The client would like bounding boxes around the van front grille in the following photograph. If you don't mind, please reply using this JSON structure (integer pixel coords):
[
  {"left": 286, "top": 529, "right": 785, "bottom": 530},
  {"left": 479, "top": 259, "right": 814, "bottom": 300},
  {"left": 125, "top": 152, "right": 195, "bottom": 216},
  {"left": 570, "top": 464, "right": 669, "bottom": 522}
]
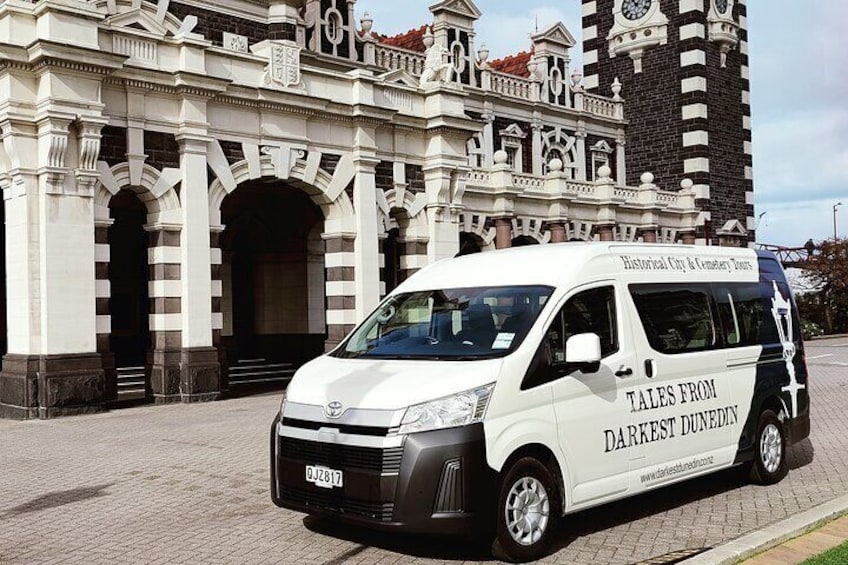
[
  {"left": 280, "top": 486, "right": 395, "bottom": 522},
  {"left": 279, "top": 436, "right": 403, "bottom": 473}
]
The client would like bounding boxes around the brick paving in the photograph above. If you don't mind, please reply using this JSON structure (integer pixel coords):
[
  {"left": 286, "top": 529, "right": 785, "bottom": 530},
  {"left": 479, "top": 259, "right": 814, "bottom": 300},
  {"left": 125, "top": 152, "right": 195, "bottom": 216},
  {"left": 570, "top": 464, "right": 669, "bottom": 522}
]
[{"left": 1, "top": 338, "right": 847, "bottom": 565}]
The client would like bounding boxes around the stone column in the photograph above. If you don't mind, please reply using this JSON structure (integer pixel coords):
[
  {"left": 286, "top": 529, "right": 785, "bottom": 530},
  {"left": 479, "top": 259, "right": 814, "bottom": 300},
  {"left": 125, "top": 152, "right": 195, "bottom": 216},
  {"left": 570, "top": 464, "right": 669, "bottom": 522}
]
[
  {"left": 597, "top": 224, "right": 615, "bottom": 242},
  {"left": 147, "top": 225, "right": 184, "bottom": 403},
  {"left": 482, "top": 104, "right": 495, "bottom": 169},
  {"left": 615, "top": 131, "right": 627, "bottom": 186},
  {"left": 352, "top": 149, "right": 381, "bottom": 321},
  {"left": 531, "top": 116, "right": 543, "bottom": 176},
  {"left": 495, "top": 218, "right": 513, "bottom": 249},
  {"left": 641, "top": 229, "right": 658, "bottom": 243},
  {"left": 1, "top": 116, "right": 106, "bottom": 419},
  {"left": 424, "top": 167, "right": 461, "bottom": 262},
  {"left": 176, "top": 135, "right": 220, "bottom": 403},
  {"left": 575, "top": 122, "right": 588, "bottom": 182},
  {"left": 1, "top": 118, "right": 41, "bottom": 418},
  {"left": 209, "top": 228, "right": 228, "bottom": 395},
  {"left": 548, "top": 221, "right": 567, "bottom": 243},
  {"left": 324, "top": 234, "right": 357, "bottom": 352},
  {"left": 94, "top": 221, "right": 117, "bottom": 403}
]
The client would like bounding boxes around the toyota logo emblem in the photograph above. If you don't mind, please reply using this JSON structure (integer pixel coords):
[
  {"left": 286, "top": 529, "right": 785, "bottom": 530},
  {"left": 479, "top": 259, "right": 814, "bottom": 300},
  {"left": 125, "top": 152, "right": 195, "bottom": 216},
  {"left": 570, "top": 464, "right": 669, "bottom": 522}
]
[{"left": 325, "top": 401, "right": 344, "bottom": 419}]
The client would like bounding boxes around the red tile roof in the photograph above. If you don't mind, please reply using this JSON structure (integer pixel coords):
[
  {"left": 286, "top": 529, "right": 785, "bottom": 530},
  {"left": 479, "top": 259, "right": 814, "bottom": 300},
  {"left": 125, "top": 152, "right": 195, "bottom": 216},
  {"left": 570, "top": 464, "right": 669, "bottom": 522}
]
[
  {"left": 377, "top": 25, "right": 429, "bottom": 53},
  {"left": 489, "top": 50, "right": 532, "bottom": 78}
]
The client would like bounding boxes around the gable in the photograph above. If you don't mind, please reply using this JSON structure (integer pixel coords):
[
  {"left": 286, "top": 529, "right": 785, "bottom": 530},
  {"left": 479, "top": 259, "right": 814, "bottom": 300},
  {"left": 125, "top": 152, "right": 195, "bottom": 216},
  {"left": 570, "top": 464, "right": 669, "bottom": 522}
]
[
  {"left": 717, "top": 219, "right": 748, "bottom": 236},
  {"left": 429, "top": 0, "right": 483, "bottom": 20},
  {"left": 378, "top": 69, "right": 420, "bottom": 87},
  {"left": 532, "top": 22, "right": 577, "bottom": 48},
  {"left": 100, "top": 0, "right": 185, "bottom": 37}
]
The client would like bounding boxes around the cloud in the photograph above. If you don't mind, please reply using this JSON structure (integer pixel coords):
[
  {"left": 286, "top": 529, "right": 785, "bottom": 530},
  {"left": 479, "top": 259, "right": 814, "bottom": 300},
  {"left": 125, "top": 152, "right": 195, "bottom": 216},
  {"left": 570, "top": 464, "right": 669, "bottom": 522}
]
[
  {"left": 475, "top": 6, "right": 579, "bottom": 61},
  {"left": 756, "top": 197, "right": 847, "bottom": 248},
  {"left": 355, "top": 1, "right": 582, "bottom": 63},
  {"left": 753, "top": 109, "right": 848, "bottom": 205}
]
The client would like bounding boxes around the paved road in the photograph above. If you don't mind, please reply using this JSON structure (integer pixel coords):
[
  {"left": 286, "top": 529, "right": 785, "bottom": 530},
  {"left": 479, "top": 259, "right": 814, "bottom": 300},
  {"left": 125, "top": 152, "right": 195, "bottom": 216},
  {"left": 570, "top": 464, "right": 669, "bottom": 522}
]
[{"left": 1, "top": 338, "right": 847, "bottom": 565}]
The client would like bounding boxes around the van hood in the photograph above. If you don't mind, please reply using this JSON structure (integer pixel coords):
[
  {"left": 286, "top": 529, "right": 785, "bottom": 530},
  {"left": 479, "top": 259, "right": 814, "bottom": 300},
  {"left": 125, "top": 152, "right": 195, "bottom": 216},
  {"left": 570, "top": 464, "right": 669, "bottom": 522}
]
[{"left": 284, "top": 354, "right": 504, "bottom": 411}]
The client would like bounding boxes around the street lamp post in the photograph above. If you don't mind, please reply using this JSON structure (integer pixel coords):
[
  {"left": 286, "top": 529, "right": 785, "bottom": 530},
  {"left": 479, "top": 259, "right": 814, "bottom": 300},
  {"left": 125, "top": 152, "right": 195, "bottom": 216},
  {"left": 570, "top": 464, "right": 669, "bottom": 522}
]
[{"left": 834, "top": 202, "right": 843, "bottom": 241}]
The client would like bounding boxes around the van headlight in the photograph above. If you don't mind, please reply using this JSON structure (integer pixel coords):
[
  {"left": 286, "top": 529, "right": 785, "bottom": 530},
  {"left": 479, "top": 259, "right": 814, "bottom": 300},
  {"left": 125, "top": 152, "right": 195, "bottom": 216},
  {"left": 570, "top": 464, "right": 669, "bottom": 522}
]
[
  {"left": 279, "top": 397, "right": 287, "bottom": 419},
  {"left": 398, "top": 384, "right": 495, "bottom": 435}
]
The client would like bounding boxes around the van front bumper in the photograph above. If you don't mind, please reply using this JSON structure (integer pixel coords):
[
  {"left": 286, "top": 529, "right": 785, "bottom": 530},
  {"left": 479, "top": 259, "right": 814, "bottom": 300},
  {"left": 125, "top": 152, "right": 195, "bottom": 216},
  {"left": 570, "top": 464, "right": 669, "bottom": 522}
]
[{"left": 270, "top": 416, "right": 497, "bottom": 535}]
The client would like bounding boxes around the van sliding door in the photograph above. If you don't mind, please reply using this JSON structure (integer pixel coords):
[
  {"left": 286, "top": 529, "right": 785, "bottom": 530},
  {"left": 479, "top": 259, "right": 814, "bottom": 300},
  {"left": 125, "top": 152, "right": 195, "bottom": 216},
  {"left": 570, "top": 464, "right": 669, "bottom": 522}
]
[{"left": 626, "top": 283, "right": 735, "bottom": 490}]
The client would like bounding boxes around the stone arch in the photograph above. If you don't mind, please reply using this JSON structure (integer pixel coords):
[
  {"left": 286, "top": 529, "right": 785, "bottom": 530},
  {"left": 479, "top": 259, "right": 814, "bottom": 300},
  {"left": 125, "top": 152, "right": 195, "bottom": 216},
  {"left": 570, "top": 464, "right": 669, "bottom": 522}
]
[
  {"left": 377, "top": 188, "right": 430, "bottom": 295},
  {"left": 95, "top": 162, "right": 181, "bottom": 223},
  {"left": 378, "top": 187, "right": 429, "bottom": 240},
  {"left": 460, "top": 212, "right": 496, "bottom": 249},
  {"left": 615, "top": 224, "right": 641, "bottom": 243},
  {"left": 511, "top": 217, "right": 551, "bottom": 245},
  {"left": 93, "top": 161, "right": 182, "bottom": 404},
  {"left": 542, "top": 129, "right": 578, "bottom": 176},
  {"left": 211, "top": 155, "right": 355, "bottom": 383},
  {"left": 208, "top": 156, "right": 355, "bottom": 230}
]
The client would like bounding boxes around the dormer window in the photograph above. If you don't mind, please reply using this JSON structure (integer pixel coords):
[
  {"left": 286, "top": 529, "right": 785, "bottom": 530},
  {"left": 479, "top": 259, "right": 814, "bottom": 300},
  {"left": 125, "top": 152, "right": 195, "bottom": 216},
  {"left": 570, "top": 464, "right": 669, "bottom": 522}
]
[{"left": 499, "top": 123, "right": 527, "bottom": 172}]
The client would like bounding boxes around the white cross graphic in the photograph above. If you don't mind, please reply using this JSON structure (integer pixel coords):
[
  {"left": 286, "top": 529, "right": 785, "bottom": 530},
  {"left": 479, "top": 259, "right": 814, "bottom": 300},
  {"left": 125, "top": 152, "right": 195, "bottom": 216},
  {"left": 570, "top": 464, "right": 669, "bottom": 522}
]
[{"left": 771, "top": 281, "right": 804, "bottom": 418}]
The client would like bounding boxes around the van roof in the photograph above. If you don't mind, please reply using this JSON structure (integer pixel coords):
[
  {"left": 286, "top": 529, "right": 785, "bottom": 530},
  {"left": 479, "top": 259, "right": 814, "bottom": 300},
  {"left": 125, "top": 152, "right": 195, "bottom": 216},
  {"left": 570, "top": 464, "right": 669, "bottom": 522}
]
[{"left": 396, "top": 242, "right": 765, "bottom": 293}]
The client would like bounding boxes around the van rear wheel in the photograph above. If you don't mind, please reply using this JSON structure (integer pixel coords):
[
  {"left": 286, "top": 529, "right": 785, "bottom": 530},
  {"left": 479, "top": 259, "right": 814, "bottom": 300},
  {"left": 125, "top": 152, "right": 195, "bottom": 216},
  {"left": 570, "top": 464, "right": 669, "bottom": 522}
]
[
  {"left": 493, "top": 457, "right": 561, "bottom": 563},
  {"left": 749, "top": 409, "right": 789, "bottom": 485}
]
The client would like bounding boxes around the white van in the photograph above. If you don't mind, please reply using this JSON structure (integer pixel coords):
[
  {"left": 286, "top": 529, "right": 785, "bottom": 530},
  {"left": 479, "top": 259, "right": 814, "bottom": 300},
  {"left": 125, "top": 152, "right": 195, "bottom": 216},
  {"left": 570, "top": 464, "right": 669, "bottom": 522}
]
[{"left": 270, "top": 243, "right": 810, "bottom": 562}]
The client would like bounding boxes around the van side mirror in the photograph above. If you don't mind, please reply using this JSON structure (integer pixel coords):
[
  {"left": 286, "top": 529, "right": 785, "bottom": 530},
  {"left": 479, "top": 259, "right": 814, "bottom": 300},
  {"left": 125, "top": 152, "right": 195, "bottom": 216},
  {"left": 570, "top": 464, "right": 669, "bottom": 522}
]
[{"left": 565, "top": 333, "right": 602, "bottom": 373}]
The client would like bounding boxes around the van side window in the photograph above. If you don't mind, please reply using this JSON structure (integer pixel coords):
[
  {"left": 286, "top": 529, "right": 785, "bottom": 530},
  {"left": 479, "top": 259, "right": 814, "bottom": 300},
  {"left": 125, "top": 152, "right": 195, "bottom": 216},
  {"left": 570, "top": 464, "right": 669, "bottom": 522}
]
[
  {"left": 714, "top": 284, "right": 764, "bottom": 347},
  {"left": 546, "top": 286, "right": 618, "bottom": 363},
  {"left": 629, "top": 284, "right": 717, "bottom": 354}
]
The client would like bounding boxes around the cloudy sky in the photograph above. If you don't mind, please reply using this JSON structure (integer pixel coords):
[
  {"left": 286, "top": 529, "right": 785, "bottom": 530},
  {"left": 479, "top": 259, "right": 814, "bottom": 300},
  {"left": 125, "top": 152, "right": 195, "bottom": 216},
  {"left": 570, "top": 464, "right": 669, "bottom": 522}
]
[{"left": 356, "top": 0, "right": 848, "bottom": 247}]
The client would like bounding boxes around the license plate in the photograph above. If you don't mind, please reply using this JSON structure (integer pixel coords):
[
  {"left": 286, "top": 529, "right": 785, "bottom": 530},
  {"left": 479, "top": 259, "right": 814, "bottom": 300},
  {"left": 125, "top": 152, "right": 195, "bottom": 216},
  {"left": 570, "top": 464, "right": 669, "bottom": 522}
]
[{"left": 305, "top": 465, "right": 343, "bottom": 489}]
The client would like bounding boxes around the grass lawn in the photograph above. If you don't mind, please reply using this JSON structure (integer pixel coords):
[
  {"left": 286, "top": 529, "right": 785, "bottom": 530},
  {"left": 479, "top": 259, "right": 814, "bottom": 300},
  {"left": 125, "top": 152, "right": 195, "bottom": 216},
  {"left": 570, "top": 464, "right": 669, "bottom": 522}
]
[{"left": 801, "top": 539, "right": 848, "bottom": 565}]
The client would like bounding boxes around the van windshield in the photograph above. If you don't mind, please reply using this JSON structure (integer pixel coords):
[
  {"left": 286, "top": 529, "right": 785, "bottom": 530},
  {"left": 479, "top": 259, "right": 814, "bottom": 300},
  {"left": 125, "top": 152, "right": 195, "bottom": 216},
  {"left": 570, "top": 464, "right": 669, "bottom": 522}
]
[{"left": 333, "top": 285, "right": 553, "bottom": 360}]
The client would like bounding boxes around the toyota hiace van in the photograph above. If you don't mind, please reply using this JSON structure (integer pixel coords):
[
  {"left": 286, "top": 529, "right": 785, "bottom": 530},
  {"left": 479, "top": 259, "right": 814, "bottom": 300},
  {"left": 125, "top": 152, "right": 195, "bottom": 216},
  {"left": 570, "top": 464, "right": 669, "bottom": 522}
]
[{"left": 270, "top": 243, "right": 810, "bottom": 562}]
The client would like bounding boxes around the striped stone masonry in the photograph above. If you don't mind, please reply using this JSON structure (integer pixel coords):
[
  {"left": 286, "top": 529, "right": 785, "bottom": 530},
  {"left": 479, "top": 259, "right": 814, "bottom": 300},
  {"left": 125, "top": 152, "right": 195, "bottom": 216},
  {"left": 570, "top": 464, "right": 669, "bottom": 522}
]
[
  {"left": 94, "top": 222, "right": 116, "bottom": 402},
  {"left": 738, "top": 1, "right": 755, "bottom": 240},
  {"left": 209, "top": 229, "right": 228, "bottom": 392},
  {"left": 399, "top": 239, "right": 427, "bottom": 285},
  {"left": 324, "top": 234, "right": 357, "bottom": 351},
  {"left": 147, "top": 226, "right": 182, "bottom": 403}
]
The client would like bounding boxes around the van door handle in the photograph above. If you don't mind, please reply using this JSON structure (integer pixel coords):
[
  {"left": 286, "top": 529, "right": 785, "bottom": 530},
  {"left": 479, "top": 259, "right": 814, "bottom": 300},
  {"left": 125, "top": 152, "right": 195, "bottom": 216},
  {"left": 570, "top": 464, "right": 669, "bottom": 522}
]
[
  {"left": 615, "top": 366, "right": 633, "bottom": 377},
  {"left": 645, "top": 359, "right": 655, "bottom": 379}
]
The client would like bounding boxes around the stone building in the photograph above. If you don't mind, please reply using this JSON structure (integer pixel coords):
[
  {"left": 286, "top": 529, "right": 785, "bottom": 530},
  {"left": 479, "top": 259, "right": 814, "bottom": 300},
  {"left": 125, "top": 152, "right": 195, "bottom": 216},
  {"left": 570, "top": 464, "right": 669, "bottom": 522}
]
[{"left": 0, "top": 0, "right": 748, "bottom": 419}]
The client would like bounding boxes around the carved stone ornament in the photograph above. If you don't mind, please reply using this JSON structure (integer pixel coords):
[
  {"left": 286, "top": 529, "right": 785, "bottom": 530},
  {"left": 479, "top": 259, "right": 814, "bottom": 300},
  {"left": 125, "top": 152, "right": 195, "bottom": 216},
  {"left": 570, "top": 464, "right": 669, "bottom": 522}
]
[
  {"left": 250, "top": 40, "right": 305, "bottom": 90},
  {"left": 707, "top": 0, "right": 739, "bottom": 68},
  {"left": 269, "top": 40, "right": 302, "bottom": 88},
  {"left": 419, "top": 28, "right": 454, "bottom": 87},
  {"left": 607, "top": 0, "right": 668, "bottom": 73}
]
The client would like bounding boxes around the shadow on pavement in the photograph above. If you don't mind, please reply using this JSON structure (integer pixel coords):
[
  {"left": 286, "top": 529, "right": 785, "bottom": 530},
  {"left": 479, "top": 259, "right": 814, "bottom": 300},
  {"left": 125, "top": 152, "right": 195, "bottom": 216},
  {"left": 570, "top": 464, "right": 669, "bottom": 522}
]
[
  {"left": 303, "top": 515, "right": 494, "bottom": 561},
  {"left": 300, "top": 441, "right": 813, "bottom": 563},
  {"left": 1, "top": 483, "right": 113, "bottom": 518},
  {"left": 788, "top": 437, "right": 814, "bottom": 470}
]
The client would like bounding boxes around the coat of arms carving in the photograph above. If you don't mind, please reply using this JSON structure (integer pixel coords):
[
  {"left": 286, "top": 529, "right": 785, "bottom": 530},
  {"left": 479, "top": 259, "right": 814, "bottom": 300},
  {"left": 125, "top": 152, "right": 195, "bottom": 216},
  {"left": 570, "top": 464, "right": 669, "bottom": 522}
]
[{"left": 251, "top": 40, "right": 304, "bottom": 90}]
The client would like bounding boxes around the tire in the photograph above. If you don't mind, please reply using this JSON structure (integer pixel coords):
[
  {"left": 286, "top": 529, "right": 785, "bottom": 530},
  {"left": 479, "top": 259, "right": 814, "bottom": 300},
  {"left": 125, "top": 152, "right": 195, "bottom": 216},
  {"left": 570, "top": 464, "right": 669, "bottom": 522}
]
[
  {"left": 749, "top": 409, "right": 789, "bottom": 485},
  {"left": 493, "top": 457, "right": 561, "bottom": 563}
]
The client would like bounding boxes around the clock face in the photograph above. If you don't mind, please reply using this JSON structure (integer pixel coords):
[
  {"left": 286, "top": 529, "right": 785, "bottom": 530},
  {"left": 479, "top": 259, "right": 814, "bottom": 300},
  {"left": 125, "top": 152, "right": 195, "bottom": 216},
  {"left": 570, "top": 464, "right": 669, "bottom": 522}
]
[
  {"left": 716, "top": 0, "right": 729, "bottom": 14},
  {"left": 622, "top": 0, "right": 651, "bottom": 20}
]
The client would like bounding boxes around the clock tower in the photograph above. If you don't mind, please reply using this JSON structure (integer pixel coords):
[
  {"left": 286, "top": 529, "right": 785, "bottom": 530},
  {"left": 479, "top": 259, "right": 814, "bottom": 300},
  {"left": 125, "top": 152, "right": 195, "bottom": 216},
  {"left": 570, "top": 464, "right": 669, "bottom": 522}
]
[{"left": 582, "top": 0, "right": 752, "bottom": 245}]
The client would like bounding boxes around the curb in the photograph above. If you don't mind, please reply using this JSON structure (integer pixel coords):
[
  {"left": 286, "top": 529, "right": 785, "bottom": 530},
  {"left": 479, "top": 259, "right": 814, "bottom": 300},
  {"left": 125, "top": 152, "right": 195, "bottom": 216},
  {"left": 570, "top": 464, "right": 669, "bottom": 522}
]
[
  {"left": 680, "top": 493, "right": 848, "bottom": 565},
  {"left": 809, "top": 334, "right": 848, "bottom": 341}
]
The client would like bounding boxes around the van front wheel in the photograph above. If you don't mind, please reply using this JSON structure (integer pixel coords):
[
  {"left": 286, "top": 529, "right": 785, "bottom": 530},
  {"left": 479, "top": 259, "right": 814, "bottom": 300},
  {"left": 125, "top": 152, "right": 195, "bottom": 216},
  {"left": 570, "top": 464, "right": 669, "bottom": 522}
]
[
  {"left": 749, "top": 409, "right": 789, "bottom": 485},
  {"left": 493, "top": 457, "right": 561, "bottom": 563}
]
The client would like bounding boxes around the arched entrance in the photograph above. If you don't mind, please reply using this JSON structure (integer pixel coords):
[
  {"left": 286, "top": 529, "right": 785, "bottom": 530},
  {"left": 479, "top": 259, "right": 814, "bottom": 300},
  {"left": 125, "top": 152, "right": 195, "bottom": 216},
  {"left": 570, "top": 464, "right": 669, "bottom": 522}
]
[
  {"left": 458, "top": 232, "right": 484, "bottom": 256},
  {"left": 512, "top": 235, "right": 541, "bottom": 247},
  {"left": 108, "top": 189, "right": 152, "bottom": 400},
  {"left": 220, "top": 180, "right": 326, "bottom": 388}
]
